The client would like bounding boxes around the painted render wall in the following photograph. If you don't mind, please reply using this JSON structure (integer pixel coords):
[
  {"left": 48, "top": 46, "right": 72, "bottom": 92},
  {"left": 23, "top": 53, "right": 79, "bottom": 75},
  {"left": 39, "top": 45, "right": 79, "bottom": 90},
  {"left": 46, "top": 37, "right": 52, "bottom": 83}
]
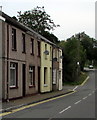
[
  {"left": 52, "top": 47, "right": 59, "bottom": 91},
  {"left": 3, "top": 22, "right": 41, "bottom": 100},
  {"left": 0, "top": 14, "right": 3, "bottom": 103},
  {"left": 58, "top": 49, "right": 63, "bottom": 90},
  {"left": 40, "top": 41, "right": 52, "bottom": 93}
]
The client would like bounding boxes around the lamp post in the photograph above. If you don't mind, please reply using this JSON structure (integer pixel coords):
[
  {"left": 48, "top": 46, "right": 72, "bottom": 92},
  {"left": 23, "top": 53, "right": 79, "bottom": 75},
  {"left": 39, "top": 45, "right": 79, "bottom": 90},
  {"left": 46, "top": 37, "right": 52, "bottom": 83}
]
[{"left": 76, "top": 33, "right": 81, "bottom": 80}]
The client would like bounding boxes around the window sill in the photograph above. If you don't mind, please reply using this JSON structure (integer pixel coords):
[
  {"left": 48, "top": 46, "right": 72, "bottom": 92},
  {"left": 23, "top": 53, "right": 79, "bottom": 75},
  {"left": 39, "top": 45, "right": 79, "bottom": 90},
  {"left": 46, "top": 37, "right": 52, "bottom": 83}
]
[
  {"left": 29, "top": 85, "right": 35, "bottom": 88},
  {"left": 44, "top": 84, "right": 48, "bottom": 87},
  {"left": 22, "top": 52, "right": 26, "bottom": 54},
  {"left": 10, "top": 86, "right": 18, "bottom": 89},
  {"left": 53, "top": 83, "right": 56, "bottom": 85},
  {"left": 37, "top": 55, "right": 41, "bottom": 57},
  {"left": 12, "top": 49, "right": 17, "bottom": 51},
  {"left": 30, "top": 53, "right": 34, "bottom": 56}
]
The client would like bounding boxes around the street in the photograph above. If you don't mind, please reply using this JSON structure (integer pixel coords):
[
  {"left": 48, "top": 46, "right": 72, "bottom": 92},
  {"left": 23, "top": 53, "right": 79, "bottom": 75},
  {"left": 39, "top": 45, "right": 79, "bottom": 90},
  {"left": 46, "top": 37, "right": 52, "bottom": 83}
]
[{"left": 2, "top": 69, "right": 96, "bottom": 119}]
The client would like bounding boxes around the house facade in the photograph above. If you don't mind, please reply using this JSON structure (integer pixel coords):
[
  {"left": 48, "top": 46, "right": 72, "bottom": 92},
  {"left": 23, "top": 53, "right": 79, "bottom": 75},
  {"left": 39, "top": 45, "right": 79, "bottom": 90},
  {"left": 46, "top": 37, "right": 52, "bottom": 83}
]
[
  {"left": 40, "top": 41, "right": 52, "bottom": 93},
  {"left": 0, "top": 12, "right": 63, "bottom": 101},
  {"left": 52, "top": 47, "right": 63, "bottom": 91}
]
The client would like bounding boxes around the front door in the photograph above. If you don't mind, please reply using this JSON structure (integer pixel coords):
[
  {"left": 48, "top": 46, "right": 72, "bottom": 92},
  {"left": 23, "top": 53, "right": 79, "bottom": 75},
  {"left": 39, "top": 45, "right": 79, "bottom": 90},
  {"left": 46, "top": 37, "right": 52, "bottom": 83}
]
[
  {"left": 22, "top": 64, "right": 26, "bottom": 97},
  {"left": 38, "top": 67, "right": 40, "bottom": 93}
]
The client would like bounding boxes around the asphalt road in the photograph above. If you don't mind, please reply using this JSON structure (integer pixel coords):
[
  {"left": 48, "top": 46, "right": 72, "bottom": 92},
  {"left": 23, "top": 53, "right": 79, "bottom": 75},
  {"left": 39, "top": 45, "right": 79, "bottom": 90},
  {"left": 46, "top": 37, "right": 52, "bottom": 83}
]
[{"left": 2, "top": 69, "right": 96, "bottom": 119}]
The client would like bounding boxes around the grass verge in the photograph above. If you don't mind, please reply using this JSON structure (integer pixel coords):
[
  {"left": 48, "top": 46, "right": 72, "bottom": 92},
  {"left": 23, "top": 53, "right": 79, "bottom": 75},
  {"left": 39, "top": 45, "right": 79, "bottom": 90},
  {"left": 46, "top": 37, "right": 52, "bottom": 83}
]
[{"left": 63, "top": 72, "right": 88, "bottom": 86}]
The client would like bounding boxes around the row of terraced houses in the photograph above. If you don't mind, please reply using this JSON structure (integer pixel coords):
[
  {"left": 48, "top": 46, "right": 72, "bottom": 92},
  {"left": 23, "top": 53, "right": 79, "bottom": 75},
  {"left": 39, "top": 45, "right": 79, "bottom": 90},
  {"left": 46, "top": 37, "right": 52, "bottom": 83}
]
[{"left": 0, "top": 12, "right": 63, "bottom": 101}]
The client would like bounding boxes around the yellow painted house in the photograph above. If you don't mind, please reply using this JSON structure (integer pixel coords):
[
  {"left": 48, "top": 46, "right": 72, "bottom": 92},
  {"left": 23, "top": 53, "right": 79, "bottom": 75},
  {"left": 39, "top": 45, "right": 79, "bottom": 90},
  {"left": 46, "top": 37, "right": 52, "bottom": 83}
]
[{"left": 40, "top": 41, "right": 52, "bottom": 93}]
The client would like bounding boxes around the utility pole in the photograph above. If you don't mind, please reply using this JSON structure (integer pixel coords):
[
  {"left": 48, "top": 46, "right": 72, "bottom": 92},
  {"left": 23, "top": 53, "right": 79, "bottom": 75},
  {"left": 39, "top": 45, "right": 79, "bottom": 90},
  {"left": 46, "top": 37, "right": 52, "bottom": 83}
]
[{"left": 76, "top": 33, "right": 81, "bottom": 81}]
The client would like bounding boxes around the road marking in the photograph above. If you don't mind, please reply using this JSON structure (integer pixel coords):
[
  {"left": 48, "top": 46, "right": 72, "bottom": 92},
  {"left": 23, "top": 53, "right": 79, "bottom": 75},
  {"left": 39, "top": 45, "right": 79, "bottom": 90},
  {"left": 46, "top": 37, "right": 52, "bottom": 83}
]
[
  {"left": 74, "top": 100, "right": 81, "bottom": 105},
  {"left": 92, "top": 91, "right": 95, "bottom": 94},
  {"left": 83, "top": 96, "right": 88, "bottom": 100},
  {"left": 59, "top": 106, "right": 71, "bottom": 114},
  {"left": 73, "top": 86, "right": 78, "bottom": 91},
  {"left": 81, "top": 76, "right": 89, "bottom": 86},
  {"left": 88, "top": 93, "right": 92, "bottom": 96},
  {"left": 0, "top": 91, "right": 76, "bottom": 117},
  {"left": 0, "top": 109, "right": 3, "bottom": 112}
]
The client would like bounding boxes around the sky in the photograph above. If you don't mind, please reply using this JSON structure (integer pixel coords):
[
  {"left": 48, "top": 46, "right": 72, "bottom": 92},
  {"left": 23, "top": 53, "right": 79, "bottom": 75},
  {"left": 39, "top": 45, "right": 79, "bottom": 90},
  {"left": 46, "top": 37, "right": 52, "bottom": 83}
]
[{"left": 0, "top": 0, "right": 96, "bottom": 40}]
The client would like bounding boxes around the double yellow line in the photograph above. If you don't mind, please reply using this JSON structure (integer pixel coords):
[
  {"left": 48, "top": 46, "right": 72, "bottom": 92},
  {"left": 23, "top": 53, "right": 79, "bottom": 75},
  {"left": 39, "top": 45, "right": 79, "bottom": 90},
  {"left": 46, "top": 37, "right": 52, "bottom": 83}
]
[
  {"left": 81, "top": 76, "right": 90, "bottom": 86},
  {"left": 0, "top": 91, "right": 76, "bottom": 117},
  {"left": 0, "top": 76, "right": 89, "bottom": 117}
]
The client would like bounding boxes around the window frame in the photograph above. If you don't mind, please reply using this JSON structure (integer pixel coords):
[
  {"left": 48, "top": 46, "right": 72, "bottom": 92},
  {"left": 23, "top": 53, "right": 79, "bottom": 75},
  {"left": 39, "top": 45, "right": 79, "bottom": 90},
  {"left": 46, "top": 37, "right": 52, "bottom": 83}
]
[
  {"left": 29, "top": 66, "right": 35, "bottom": 87},
  {"left": 45, "top": 44, "right": 47, "bottom": 59},
  {"left": 22, "top": 33, "right": 26, "bottom": 53},
  {"left": 37, "top": 41, "right": 41, "bottom": 57},
  {"left": 30, "top": 38, "right": 34, "bottom": 55},
  {"left": 10, "top": 62, "right": 18, "bottom": 89},
  {"left": 12, "top": 28, "right": 17, "bottom": 51}
]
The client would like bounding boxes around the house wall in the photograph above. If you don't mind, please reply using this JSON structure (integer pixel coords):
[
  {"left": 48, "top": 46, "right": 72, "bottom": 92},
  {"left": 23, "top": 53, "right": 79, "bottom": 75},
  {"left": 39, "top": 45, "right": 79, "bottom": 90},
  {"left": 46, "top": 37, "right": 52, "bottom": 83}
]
[
  {"left": 52, "top": 47, "right": 59, "bottom": 91},
  {"left": 40, "top": 41, "right": 52, "bottom": 92},
  {"left": 0, "top": 18, "right": 3, "bottom": 101},
  {"left": 59, "top": 49, "right": 63, "bottom": 90},
  {"left": 25, "top": 35, "right": 41, "bottom": 95},
  {"left": 3, "top": 22, "right": 40, "bottom": 100}
]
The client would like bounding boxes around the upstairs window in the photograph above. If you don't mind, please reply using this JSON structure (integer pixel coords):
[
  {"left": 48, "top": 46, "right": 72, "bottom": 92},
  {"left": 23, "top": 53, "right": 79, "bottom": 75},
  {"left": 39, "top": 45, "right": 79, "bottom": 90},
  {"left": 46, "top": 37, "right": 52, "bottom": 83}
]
[
  {"left": 50, "top": 47, "right": 52, "bottom": 60},
  {"left": 29, "top": 66, "right": 35, "bottom": 87},
  {"left": 45, "top": 44, "right": 47, "bottom": 59},
  {"left": 22, "top": 33, "right": 26, "bottom": 53},
  {"left": 12, "top": 28, "right": 16, "bottom": 50},
  {"left": 37, "top": 41, "right": 41, "bottom": 57},
  {"left": 30, "top": 38, "right": 34, "bottom": 55}
]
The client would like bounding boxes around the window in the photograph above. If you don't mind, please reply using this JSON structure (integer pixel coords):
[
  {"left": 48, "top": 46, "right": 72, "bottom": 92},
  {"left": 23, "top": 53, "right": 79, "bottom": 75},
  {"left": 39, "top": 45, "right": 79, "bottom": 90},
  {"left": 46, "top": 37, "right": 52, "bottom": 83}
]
[
  {"left": 22, "top": 33, "right": 26, "bottom": 53},
  {"left": 50, "top": 47, "right": 52, "bottom": 60},
  {"left": 59, "top": 71, "right": 61, "bottom": 79},
  {"left": 53, "top": 48, "right": 55, "bottom": 58},
  {"left": 53, "top": 69, "right": 56, "bottom": 84},
  {"left": 57, "top": 50, "right": 59, "bottom": 61},
  {"left": 37, "top": 41, "right": 41, "bottom": 57},
  {"left": 29, "top": 66, "right": 35, "bottom": 86},
  {"left": 59, "top": 51, "right": 61, "bottom": 63},
  {"left": 10, "top": 62, "right": 18, "bottom": 88},
  {"left": 44, "top": 67, "right": 47, "bottom": 84},
  {"left": 45, "top": 44, "right": 47, "bottom": 59},
  {"left": 12, "top": 28, "right": 16, "bottom": 50},
  {"left": 30, "top": 38, "right": 34, "bottom": 55}
]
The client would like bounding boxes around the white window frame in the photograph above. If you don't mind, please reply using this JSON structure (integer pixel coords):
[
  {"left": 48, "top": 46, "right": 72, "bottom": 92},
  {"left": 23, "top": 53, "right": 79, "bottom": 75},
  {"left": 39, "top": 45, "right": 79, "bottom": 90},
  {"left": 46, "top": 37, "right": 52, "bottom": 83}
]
[
  {"left": 10, "top": 63, "right": 17, "bottom": 87},
  {"left": 53, "top": 69, "right": 56, "bottom": 84},
  {"left": 29, "top": 66, "right": 34, "bottom": 86}
]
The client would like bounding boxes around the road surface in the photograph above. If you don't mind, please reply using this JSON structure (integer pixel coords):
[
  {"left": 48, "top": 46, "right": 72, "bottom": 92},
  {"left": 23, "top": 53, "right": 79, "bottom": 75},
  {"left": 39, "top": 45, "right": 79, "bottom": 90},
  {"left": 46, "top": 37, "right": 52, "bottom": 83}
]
[{"left": 2, "top": 69, "right": 96, "bottom": 119}]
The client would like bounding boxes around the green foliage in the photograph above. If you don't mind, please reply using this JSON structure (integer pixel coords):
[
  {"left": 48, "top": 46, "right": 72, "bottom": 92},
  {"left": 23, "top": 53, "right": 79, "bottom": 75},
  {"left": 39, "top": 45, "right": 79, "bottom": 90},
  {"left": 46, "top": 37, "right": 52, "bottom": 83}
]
[
  {"left": 16, "top": 6, "right": 60, "bottom": 43},
  {"left": 41, "top": 31, "right": 60, "bottom": 44},
  {"left": 59, "top": 35, "right": 86, "bottom": 82},
  {"left": 63, "top": 72, "right": 88, "bottom": 85},
  {"left": 17, "top": 6, "right": 59, "bottom": 34}
]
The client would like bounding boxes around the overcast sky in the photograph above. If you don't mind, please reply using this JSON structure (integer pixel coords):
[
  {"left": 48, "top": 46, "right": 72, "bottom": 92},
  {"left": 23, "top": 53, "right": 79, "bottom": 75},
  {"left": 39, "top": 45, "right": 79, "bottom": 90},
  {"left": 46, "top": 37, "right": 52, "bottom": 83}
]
[{"left": 0, "top": 0, "right": 96, "bottom": 40}]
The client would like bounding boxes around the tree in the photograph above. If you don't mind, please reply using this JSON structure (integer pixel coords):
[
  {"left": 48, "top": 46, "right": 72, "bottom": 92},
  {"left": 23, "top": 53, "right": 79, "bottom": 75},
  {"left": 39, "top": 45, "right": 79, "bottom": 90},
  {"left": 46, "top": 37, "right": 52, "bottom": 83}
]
[
  {"left": 59, "top": 37, "right": 86, "bottom": 82},
  {"left": 17, "top": 6, "right": 59, "bottom": 35},
  {"left": 42, "top": 31, "right": 60, "bottom": 44}
]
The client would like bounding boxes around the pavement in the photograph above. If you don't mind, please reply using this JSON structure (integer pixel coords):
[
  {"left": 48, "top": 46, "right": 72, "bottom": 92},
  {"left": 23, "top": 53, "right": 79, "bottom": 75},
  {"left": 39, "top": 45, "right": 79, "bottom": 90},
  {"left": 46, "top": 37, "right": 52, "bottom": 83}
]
[{"left": 1, "top": 85, "right": 75, "bottom": 113}]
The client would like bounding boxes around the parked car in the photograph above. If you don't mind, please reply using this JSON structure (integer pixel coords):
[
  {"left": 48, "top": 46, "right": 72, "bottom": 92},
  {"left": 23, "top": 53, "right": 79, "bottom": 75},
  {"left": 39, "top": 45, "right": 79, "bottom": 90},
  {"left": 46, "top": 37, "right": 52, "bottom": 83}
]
[{"left": 88, "top": 65, "right": 93, "bottom": 69}]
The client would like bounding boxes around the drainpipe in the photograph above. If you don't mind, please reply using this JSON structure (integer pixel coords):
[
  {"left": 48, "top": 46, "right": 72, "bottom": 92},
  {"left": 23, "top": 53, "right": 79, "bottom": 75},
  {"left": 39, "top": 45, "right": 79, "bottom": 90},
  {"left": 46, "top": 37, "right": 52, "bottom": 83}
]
[
  {"left": 52, "top": 47, "right": 53, "bottom": 91},
  {"left": 6, "top": 24, "right": 9, "bottom": 102}
]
